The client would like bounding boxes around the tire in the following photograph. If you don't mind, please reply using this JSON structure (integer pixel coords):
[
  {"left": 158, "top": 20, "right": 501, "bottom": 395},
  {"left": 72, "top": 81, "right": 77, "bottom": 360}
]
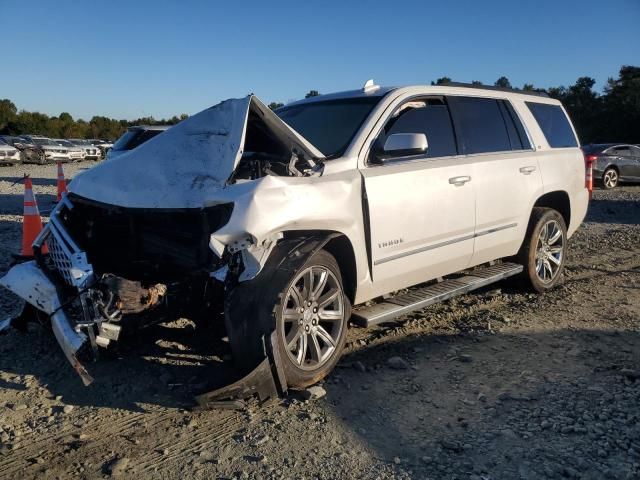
[
  {"left": 37, "top": 151, "right": 47, "bottom": 165},
  {"left": 602, "top": 168, "right": 618, "bottom": 189},
  {"left": 515, "top": 207, "right": 567, "bottom": 293},
  {"left": 225, "top": 248, "right": 350, "bottom": 389}
]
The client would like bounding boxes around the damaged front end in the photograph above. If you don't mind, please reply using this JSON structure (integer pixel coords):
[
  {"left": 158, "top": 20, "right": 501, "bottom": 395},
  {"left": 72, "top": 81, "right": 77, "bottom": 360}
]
[
  {"left": 0, "top": 94, "right": 332, "bottom": 403},
  {"left": 0, "top": 195, "right": 233, "bottom": 385}
]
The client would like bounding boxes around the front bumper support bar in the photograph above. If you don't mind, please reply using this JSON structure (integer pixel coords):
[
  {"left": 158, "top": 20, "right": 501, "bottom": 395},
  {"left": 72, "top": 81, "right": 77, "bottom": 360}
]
[{"left": 0, "top": 261, "right": 93, "bottom": 385}]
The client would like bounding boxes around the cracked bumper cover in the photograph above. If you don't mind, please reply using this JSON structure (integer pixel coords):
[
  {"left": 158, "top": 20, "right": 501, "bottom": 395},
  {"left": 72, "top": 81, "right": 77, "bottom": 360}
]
[{"left": 0, "top": 261, "right": 93, "bottom": 385}]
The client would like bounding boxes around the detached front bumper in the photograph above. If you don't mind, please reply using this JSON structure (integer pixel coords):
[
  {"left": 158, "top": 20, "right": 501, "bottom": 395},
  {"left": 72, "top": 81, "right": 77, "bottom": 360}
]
[{"left": 0, "top": 261, "right": 93, "bottom": 385}]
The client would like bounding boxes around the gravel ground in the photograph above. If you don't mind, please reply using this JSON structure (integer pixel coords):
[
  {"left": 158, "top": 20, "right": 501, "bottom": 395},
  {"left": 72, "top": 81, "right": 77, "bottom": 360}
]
[{"left": 0, "top": 161, "right": 639, "bottom": 480}]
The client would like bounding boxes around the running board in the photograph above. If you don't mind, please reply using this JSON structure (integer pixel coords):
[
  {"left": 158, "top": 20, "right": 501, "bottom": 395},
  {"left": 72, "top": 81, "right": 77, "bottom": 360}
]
[{"left": 351, "top": 262, "right": 523, "bottom": 327}]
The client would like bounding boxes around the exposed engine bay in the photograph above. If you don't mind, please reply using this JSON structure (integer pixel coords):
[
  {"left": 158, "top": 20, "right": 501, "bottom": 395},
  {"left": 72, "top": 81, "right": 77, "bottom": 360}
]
[{"left": 230, "top": 107, "right": 323, "bottom": 182}]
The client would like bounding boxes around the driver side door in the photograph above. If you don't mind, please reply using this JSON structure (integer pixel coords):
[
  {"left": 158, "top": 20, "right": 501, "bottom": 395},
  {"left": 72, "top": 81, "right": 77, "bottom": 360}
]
[{"left": 360, "top": 98, "right": 476, "bottom": 297}]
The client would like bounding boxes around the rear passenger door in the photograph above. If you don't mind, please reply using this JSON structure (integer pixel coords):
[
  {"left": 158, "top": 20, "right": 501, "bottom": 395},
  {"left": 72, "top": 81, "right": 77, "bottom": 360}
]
[{"left": 447, "top": 96, "right": 544, "bottom": 265}]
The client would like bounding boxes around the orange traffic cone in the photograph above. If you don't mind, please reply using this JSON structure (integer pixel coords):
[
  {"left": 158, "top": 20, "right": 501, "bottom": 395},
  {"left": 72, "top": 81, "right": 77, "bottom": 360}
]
[
  {"left": 56, "top": 161, "right": 67, "bottom": 202},
  {"left": 21, "top": 175, "right": 48, "bottom": 256}
]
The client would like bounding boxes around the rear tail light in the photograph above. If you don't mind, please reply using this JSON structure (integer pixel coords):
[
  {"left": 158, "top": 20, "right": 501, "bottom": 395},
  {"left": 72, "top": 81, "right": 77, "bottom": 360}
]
[{"left": 584, "top": 154, "right": 597, "bottom": 199}]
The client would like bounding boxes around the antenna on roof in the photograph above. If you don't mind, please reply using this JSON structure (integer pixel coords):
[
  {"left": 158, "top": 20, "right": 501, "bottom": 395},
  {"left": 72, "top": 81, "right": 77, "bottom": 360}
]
[{"left": 363, "top": 79, "right": 380, "bottom": 93}]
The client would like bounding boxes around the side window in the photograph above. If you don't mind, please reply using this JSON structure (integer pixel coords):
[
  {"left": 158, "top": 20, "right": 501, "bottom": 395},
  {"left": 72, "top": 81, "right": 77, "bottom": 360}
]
[
  {"left": 630, "top": 146, "right": 640, "bottom": 158},
  {"left": 501, "top": 100, "right": 532, "bottom": 150},
  {"left": 611, "top": 146, "right": 631, "bottom": 157},
  {"left": 447, "top": 96, "right": 512, "bottom": 154},
  {"left": 525, "top": 102, "right": 578, "bottom": 148},
  {"left": 379, "top": 98, "right": 458, "bottom": 159}
]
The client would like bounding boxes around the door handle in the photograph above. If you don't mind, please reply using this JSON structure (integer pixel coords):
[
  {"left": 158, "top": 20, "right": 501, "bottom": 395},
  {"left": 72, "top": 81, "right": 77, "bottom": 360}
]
[
  {"left": 519, "top": 166, "right": 537, "bottom": 175},
  {"left": 449, "top": 175, "right": 471, "bottom": 186}
]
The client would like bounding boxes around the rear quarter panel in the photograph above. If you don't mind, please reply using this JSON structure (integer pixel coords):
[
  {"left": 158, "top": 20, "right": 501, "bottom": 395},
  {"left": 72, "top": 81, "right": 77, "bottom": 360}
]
[{"left": 512, "top": 98, "right": 589, "bottom": 237}]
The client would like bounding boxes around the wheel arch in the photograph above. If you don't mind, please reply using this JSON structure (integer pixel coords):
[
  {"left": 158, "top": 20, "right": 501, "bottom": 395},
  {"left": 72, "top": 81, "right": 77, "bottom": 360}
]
[
  {"left": 533, "top": 191, "right": 571, "bottom": 229},
  {"left": 281, "top": 230, "right": 358, "bottom": 305}
]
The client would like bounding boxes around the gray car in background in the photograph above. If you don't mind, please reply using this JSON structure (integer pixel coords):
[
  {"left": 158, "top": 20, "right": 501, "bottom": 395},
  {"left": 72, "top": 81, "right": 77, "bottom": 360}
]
[{"left": 583, "top": 144, "right": 640, "bottom": 189}]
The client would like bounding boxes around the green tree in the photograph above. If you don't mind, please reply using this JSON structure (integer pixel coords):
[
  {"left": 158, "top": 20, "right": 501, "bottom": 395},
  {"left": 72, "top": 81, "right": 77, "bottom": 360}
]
[
  {"left": 305, "top": 90, "right": 320, "bottom": 98},
  {"left": 471, "top": 80, "right": 483, "bottom": 85},
  {"left": 0, "top": 99, "right": 17, "bottom": 133},
  {"left": 522, "top": 83, "right": 535, "bottom": 91},
  {"left": 601, "top": 66, "right": 640, "bottom": 143},
  {"left": 431, "top": 77, "right": 452, "bottom": 85},
  {"left": 494, "top": 76, "right": 512, "bottom": 89},
  {"left": 268, "top": 102, "right": 284, "bottom": 110}
]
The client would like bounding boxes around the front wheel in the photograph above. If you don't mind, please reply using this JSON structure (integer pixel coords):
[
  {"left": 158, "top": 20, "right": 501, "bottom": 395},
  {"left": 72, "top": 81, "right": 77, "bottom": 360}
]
[
  {"left": 516, "top": 207, "right": 567, "bottom": 292},
  {"left": 602, "top": 168, "right": 618, "bottom": 189},
  {"left": 225, "top": 248, "right": 349, "bottom": 389},
  {"left": 275, "top": 251, "right": 348, "bottom": 388}
]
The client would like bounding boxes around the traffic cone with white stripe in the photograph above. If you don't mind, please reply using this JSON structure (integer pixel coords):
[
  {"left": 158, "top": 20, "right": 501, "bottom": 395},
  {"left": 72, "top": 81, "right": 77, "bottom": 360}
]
[
  {"left": 56, "top": 161, "right": 67, "bottom": 202},
  {"left": 21, "top": 175, "right": 48, "bottom": 256}
]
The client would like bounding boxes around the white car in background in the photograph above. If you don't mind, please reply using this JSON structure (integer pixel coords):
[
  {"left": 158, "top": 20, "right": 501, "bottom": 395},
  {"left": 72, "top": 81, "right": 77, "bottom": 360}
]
[
  {"left": 21, "top": 136, "right": 73, "bottom": 163},
  {"left": 0, "top": 139, "right": 21, "bottom": 165},
  {"left": 88, "top": 139, "right": 113, "bottom": 157},
  {"left": 54, "top": 139, "right": 85, "bottom": 161},
  {"left": 68, "top": 139, "right": 102, "bottom": 160},
  {"left": 0, "top": 82, "right": 589, "bottom": 393}
]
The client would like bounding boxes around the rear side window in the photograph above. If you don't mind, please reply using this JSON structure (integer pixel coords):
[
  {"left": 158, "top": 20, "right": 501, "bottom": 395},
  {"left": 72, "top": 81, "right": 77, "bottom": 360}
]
[
  {"left": 447, "top": 97, "right": 511, "bottom": 154},
  {"left": 525, "top": 102, "right": 578, "bottom": 148},
  {"left": 499, "top": 101, "right": 532, "bottom": 150},
  {"left": 383, "top": 101, "right": 458, "bottom": 158}
]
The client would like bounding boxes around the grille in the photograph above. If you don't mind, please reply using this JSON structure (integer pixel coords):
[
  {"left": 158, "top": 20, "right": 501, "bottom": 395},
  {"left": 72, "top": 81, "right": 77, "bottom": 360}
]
[
  {"left": 0, "top": 152, "right": 5, "bottom": 157},
  {"left": 47, "top": 227, "right": 75, "bottom": 285}
]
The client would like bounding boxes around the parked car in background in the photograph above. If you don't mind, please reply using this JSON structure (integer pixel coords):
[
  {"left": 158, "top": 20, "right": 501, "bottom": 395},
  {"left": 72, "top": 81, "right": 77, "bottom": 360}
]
[
  {"left": 106, "top": 125, "right": 169, "bottom": 160},
  {"left": 68, "top": 139, "right": 102, "bottom": 160},
  {"left": 53, "top": 139, "right": 85, "bottom": 161},
  {"left": 0, "top": 139, "right": 22, "bottom": 165},
  {"left": 582, "top": 143, "right": 640, "bottom": 189},
  {"left": 15, "top": 136, "right": 73, "bottom": 164},
  {"left": 0, "top": 136, "right": 34, "bottom": 162},
  {"left": 88, "top": 139, "right": 113, "bottom": 157},
  {"left": 0, "top": 84, "right": 589, "bottom": 390}
]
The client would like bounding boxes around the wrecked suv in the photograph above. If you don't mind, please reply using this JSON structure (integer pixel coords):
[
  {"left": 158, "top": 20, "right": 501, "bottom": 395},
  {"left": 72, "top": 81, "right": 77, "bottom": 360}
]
[{"left": 1, "top": 82, "right": 589, "bottom": 391}]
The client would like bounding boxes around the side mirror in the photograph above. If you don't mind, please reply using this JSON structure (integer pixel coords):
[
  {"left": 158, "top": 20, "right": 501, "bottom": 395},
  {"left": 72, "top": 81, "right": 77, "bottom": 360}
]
[{"left": 376, "top": 133, "right": 428, "bottom": 160}]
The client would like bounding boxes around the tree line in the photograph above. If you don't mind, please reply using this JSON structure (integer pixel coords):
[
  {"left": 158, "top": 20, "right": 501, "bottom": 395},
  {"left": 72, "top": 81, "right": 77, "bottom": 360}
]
[
  {"left": 1, "top": 65, "right": 637, "bottom": 143},
  {"left": 429, "top": 65, "right": 639, "bottom": 144},
  {"left": 0, "top": 104, "right": 189, "bottom": 141}
]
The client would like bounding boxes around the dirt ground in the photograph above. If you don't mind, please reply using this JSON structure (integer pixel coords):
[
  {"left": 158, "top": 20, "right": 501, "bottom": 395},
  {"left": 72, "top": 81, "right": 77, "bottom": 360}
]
[{"left": 0, "top": 160, "right": 639, "bottom": 480}]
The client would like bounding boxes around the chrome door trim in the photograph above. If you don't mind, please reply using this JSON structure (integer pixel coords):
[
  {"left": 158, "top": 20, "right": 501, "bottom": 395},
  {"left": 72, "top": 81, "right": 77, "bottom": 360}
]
[{"left": 374, "top": 223, "right": 517, "bottom": 266}]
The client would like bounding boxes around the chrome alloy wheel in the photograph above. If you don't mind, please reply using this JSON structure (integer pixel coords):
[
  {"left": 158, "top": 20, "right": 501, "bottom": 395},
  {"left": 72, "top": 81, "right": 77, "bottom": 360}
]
[
  {"left": 603, "top": 169, "right": 618, "bottom": 188},
  {"left": 535, "top": 219, "right": 564, "bottom": 283},
  {"left": 280, "top": 266, "right": 345, "bottom": 371}
]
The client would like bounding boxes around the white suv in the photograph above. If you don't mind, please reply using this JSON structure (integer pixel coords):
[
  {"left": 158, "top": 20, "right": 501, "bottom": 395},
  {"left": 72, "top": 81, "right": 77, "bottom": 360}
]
[{"left": 1, "top": 82, "right": 589, "bottom": 391}]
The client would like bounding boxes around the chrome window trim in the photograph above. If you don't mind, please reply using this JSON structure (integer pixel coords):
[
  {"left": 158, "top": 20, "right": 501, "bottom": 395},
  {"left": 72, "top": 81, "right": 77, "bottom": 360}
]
[{"left": 363, "top": 93, "right": 537, "bottom": 169}]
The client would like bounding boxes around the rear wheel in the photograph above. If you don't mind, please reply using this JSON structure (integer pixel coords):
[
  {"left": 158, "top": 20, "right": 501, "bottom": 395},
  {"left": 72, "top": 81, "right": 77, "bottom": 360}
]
[
  {"left": 602, "top": 168, "right": 618, "bottom": 189},
  {"left": 37, "top": 151, "right": 47, "bottom": 165},
  {"left": 516, "top": 207, "right": 567, "bottom": 292}
]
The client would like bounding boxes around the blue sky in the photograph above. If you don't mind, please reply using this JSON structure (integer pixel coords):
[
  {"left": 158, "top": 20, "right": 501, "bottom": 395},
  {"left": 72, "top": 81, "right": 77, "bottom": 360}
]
[{"left": 2, "top": 0, "right": 639, "bottom": 120}]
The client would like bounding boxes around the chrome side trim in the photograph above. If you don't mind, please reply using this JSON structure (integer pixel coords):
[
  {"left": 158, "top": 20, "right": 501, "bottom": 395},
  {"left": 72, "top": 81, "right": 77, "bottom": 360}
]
[{"left": 374, "top": 223, "right": 517, "bottom": 266}]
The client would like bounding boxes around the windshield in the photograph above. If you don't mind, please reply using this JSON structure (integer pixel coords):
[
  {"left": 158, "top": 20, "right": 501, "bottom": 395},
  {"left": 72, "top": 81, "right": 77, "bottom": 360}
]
[
  {"left": 276, "top": 97, "right": 382, "bottom": 157},
  {"left": 581, "top": 144, "right": 612, "bottom": 154},
  {"left": 57, "top": 140, "right": 73, "bottom": 147},
  {"left": 112, "top": 129, "right": 163, "bottom": 151}
]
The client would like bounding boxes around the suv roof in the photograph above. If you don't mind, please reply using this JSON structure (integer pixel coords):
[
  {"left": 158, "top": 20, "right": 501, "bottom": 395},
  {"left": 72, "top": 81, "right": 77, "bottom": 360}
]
[{"left": 286, "top": 82, "right": 550, "bottom": 108}]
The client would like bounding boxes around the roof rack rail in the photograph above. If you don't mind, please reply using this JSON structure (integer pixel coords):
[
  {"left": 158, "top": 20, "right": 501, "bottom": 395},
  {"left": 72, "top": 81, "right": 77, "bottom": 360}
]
[{"left": 443, "top": 82, "right": 549, "bottom": 98}]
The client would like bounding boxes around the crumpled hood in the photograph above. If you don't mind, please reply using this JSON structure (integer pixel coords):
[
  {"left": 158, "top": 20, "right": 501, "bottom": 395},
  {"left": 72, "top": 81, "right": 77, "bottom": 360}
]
[{"left": 69, "top": 95, "right": 323, "bottom": 209}]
